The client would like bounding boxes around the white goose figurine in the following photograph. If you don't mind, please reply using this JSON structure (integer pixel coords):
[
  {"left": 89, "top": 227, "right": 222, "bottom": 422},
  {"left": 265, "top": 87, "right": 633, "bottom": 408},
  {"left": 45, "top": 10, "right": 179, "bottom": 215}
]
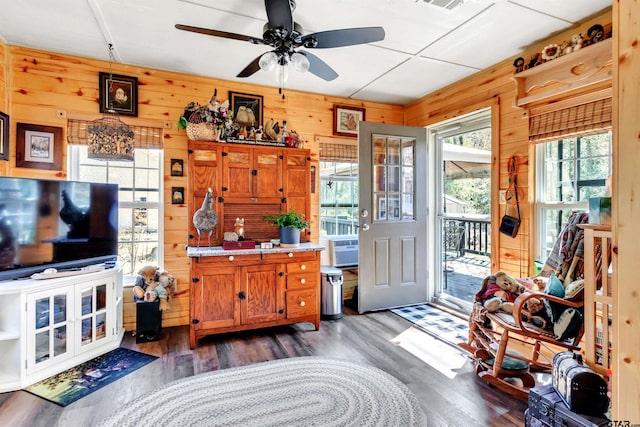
[{"left": 192, "top": 188, "right": 217, "bottom": 247}]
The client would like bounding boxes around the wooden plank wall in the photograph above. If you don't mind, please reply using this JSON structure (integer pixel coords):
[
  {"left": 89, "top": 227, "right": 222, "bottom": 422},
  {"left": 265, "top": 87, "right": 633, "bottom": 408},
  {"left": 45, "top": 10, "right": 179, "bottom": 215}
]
[
  {"left": 1, "top": 45, "right": 403, "bottom": 329},
  {"left": 612, "top": 1, "right": 640, "bottom": 422},
  {"left": 405, "top": 10, "right": 612, "bottom": 279}
]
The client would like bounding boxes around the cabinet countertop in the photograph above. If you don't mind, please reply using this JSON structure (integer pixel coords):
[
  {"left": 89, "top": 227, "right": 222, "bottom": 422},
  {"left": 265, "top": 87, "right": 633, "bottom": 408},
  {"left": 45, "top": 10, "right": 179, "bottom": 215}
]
[{"left": 187, "top": 242, "right": 325, "bottom": 258}]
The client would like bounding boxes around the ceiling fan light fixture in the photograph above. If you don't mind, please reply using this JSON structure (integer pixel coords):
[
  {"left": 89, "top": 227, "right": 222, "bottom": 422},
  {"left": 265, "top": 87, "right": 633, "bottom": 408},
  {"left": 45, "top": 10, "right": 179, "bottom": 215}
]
[
  {"left": 275, "top": 64, "right": 289, "bottom": 83},
  {"left": 290, "top": 52, "right": 310, "bottom": 73},
  {"left": 259, "top": 51, "right": 278, "bottom": 72}
]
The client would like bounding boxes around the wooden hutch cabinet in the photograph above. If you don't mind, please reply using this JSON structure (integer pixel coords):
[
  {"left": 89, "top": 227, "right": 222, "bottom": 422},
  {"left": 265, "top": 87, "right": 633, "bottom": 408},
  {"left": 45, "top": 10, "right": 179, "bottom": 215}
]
[
  {"left": 187, "top": 141, "right": 311, "bottom": 247},
  {"left": 187, "top": 140, "right": 320, "bottom": 349}
]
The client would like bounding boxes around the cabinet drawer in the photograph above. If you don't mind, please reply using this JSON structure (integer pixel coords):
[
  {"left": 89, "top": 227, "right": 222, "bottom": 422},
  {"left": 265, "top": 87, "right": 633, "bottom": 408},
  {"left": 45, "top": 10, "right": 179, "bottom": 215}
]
[
  {"left": 196, "top": 253, "right": 262, "bottom": 266},
  {"left": 287, "top": 259, "right": 318, "bottom": 274},
  {"left": 287, "top": 272, "right": 318, "bottom": 290},
  {"left": 286, "top": 289, "right": 318, "bottom": 318},
  {"left": 262, "top": 251, "right": 317, "bottom": 264}
]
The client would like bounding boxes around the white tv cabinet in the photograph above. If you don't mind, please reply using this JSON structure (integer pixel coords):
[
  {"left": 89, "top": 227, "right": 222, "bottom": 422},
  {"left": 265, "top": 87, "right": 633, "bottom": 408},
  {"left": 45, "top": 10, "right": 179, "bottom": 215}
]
[{"left": 0, "top": 265, "right": 124, "bottom": 392}]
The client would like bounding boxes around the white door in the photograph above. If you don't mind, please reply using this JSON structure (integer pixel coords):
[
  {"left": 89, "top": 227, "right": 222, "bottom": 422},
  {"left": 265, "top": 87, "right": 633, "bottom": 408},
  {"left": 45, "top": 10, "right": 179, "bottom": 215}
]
[{"left": 358, "top": 122, "right": 428, "bottom": 313}]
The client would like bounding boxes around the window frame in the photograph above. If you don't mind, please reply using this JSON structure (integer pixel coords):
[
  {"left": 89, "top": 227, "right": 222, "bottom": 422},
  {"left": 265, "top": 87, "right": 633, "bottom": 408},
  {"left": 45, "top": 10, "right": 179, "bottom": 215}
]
[
  {"left": 67, "top": 145, "right": 164, "bottom": 280},
  {"left": 534, "top": 132, "right": 612, "bottom": 261},
  {"left": 319, "top": 161, "right": 359, "bottom": 237}
]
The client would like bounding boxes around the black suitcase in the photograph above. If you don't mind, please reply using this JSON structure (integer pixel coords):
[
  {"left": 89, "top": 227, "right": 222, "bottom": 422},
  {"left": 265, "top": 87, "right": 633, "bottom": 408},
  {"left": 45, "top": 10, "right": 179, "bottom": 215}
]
[
  {"left": 528, "top": 384, "right": 610, "bottom": 427},
  {"left": 524, "top": 408, "right": 550, "bottom": 427},
  {"left": 528, "top": 385, "right": 559, "bottom": 426},
  {"left": 552, "top": 351, "right": 609, "bottom": 417}
]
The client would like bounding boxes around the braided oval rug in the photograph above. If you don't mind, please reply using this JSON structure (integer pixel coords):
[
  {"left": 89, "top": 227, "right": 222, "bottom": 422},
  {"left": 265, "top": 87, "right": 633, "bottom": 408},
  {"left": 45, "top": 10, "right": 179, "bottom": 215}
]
[{"left": 98, "top": 356, "right": 427, "bottom": 427}]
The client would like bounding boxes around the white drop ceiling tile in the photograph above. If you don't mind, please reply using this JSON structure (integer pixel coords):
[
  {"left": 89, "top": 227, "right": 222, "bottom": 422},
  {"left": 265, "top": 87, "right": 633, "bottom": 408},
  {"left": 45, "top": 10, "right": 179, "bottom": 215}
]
[
  {"left": 0, "top": 0, "right": 106, "bottom": 60},
  {"left": 420, "top": 2, "right": 571, "bottom": 69},
  {"left": 293, "top": 0, "right": 490, "bottom": 54},
  {"left": 508, "top": 0, "right": 611, "bottom": 23},
  {"left": 355, "top": 56, "right": 479, "bottom": 105}
]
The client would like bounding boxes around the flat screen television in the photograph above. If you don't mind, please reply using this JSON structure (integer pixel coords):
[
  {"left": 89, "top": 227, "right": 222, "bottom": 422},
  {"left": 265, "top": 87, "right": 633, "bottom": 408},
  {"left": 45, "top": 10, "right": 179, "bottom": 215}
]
[{"left": 0, "top": 177, "right": 118, "bottom": 281}]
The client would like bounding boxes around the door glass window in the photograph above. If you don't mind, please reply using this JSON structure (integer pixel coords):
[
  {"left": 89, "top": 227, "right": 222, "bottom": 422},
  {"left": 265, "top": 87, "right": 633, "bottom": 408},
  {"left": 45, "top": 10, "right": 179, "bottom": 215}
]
[{"left": 373, "top": 135, "right": 415, "bottom": 221}]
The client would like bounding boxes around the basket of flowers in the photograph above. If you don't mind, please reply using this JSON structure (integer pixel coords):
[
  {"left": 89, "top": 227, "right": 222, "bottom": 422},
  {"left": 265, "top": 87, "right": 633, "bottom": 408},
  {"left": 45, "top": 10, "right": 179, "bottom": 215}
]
[{"left": 178, "top": 89, "right": 234, "bottom": 141}]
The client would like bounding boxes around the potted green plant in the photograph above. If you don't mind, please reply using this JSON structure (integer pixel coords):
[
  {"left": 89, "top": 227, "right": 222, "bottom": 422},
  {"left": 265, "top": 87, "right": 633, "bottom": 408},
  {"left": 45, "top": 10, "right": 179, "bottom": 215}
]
[{"left": 262, "top": 209, "right": 309, "bottom": 247}]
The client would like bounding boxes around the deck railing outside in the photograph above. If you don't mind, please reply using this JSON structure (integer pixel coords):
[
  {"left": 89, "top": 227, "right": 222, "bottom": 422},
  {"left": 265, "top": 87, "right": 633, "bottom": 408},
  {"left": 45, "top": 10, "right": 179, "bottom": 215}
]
[{"left": 443, "top": 215, "right": 491, "bottom": 258}]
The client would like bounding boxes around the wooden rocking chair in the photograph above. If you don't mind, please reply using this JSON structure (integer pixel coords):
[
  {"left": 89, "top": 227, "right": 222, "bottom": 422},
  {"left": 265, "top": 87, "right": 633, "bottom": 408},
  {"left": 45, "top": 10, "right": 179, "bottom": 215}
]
[{"left": 459, "top": 211, "right": 595, "bottom": 399}]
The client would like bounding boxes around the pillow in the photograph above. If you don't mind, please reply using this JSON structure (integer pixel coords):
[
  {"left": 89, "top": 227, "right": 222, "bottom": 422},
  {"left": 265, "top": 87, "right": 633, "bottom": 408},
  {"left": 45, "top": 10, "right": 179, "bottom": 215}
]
[
  {"left": 553, "top": 307, "right": 583, "bottom": 341},
  {"left": 544, "top": 273, "right": 566, "bottom": 322},
  {"left": 545, "top": 274, "right": 565, "bottom": 298},
  {"left": 564, "top": 279, "right": 585, "bottom": 301}
]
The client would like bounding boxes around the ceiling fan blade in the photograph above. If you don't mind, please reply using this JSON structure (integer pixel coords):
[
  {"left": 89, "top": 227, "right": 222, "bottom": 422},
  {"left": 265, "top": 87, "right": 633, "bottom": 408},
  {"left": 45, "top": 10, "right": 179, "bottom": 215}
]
[
  {"left": 175, "top": 24, "right": 256, "bottom": 43},
  {"left": 302, "top": 27, "right": 385, "bottom": 48},
  {"left": 299, "top": 51, "right": 338, "bottom": 81},
  {"left": 264, "top": 0, "right": 293, "bottom": 32},
  {"left": 236, "top": 55, "right": 263, "bottom": 78}
]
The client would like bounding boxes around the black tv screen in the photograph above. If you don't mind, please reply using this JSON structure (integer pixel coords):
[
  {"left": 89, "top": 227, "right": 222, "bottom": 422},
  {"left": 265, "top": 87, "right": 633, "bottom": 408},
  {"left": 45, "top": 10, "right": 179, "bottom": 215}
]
[{"left": 0, "top": 177, "right": 118, "bottom": 281}]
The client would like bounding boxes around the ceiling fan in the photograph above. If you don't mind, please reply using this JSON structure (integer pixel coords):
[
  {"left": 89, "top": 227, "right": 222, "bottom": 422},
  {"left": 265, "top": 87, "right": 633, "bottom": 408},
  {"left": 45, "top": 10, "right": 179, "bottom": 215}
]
[{"left": 175, "top": 0, "right": 385, "bottom": 82}]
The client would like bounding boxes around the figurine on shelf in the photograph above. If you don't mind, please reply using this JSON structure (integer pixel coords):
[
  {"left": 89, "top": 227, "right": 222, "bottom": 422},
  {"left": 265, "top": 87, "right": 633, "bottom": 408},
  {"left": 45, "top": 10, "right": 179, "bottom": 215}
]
[
  {"left": 234, "top": 217, "right": 245, "bottom": 240},
  {"left": 192, "top": 188, "right": 217, "bottom": 247}
]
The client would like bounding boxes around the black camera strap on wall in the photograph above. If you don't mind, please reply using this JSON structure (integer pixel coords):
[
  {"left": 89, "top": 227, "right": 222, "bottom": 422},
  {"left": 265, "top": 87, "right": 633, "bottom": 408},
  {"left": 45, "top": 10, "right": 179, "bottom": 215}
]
[{"left": 499, "top": 156, "right": 521, "bottom": 238}]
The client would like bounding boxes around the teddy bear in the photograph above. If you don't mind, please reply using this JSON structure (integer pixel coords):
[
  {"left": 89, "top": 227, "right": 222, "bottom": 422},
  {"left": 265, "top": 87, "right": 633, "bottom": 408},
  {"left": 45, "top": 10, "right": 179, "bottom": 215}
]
[
  {"left": 133, "top": 266, "right": 176, "bottom": 311},
  {"left": 475, "top": 271, "right": 526, "bottom": 314}
]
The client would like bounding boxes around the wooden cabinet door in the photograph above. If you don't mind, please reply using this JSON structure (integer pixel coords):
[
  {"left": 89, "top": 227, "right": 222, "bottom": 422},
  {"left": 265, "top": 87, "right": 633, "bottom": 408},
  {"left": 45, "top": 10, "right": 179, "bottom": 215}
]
[
  {"left": 253, "top": 148, "right": 283, "bottom": 200},
  {"left": 188, "top": 142, "right": 223, "bottom": 246},
  {"left": 191, "top": 264, "right": 240, "bottom": 331},
  {"left": 283, "top": 149, "right": 311, "bottom": 241},
  {"left": 222, "top": 145, "right": 254, "bottom": 199},
  {"left": 241, "top": 263, "right": 285, "bottom": 325}
]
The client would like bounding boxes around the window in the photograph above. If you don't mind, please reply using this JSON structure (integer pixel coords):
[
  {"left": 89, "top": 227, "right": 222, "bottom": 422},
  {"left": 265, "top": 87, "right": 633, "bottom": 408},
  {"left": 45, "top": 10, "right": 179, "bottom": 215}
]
[
  {"left": 320, "top": 161, "right": 358, "bottom": 236},
  {"left": 535, "top": 132, "right": 612, "bottom": 260},
  {"left": 68, "top": 146, "right": 163, "bottom": 277}
]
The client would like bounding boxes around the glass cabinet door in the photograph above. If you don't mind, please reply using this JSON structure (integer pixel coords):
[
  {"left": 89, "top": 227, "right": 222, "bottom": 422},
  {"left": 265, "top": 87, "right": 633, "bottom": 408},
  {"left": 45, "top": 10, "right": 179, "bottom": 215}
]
[
  {"left": 27, "top": 287, "right": 74, "bottom": 373},
  {"left": 77, "top": 280, "right": 110, "bottom": 349}
]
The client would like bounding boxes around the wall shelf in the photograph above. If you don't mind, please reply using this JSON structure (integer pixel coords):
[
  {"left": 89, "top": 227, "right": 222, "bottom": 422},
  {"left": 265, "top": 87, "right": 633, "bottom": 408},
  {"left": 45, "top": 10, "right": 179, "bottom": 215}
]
[{"left": 513, "top": 38, "right": 612, "bottom": 107}]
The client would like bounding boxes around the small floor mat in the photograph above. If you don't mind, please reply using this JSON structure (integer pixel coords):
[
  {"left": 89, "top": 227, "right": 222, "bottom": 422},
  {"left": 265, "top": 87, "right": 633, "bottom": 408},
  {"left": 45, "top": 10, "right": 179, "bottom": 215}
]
[
  {"left": 391, "top": 304, "right": 469, "bottom": 346},
  {"left": 24, "top": 347, "right": 157, "bottom": 406}
]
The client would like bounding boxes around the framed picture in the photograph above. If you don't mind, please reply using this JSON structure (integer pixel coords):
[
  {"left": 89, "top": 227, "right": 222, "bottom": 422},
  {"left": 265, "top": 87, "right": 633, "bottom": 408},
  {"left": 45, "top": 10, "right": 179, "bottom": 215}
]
[
  {"left": 16, "top": 123, "right": 63, "bottom": 170},
  {"left": 333, "top": 104, "right": 365, "bottom": 137},
  {"left": 99, "top": 72, "right": 138, "bottom": 117},
  {"left": 170, "top": 159, "right": 184, "bottom": 177},
  {"left": 171, "top": 187, "right": 185, "bottom": 205},
  {"left": 0, "top": 111, "right": 8, "bottom": 161},
  {"left": 229, "top": 91, "right": 263, "bottom": 129}
]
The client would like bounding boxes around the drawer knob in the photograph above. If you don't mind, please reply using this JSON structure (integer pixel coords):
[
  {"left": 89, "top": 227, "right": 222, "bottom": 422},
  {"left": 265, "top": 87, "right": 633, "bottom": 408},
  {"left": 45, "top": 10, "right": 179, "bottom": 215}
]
[
  {"left": 288, "top": 252, "right": 293, "bottom": 257},
  {"left": 300, "top": 301, "right": 306, "bottom": 307},
  {"left": 300, "top": 278, "right": 306, "bottom": 284},
  {"left": 301, "top": 265, "right": 306, "bottom": 270},
  {"left": 228, "top": 255, "right": 234, "bottom": 261}
]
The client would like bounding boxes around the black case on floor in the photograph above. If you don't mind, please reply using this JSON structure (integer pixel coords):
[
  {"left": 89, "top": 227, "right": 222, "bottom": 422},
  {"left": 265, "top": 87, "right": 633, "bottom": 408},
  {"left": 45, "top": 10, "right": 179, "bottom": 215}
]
[
  {"left": 136, "top": 300, "right": 162, "bottom": 343},
  {"left": 526, "top": 384, "right": 610, "bottom": 427},
  {"left": 552, "top": 351, "right": 609, "bottom": 417}
]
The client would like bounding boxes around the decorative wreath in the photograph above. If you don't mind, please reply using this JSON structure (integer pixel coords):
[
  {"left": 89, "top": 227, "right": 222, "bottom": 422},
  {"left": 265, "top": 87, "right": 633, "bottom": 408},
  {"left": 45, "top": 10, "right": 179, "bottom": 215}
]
[{"left": 541, "top": 44, "right": 561, "bottom": 61}]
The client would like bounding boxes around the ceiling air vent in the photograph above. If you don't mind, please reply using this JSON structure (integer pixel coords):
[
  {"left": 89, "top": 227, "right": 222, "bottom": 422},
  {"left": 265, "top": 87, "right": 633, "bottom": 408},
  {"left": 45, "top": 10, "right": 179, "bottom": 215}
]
[{"left": 419, "top": 0, "right": 465, "bottom": 10}]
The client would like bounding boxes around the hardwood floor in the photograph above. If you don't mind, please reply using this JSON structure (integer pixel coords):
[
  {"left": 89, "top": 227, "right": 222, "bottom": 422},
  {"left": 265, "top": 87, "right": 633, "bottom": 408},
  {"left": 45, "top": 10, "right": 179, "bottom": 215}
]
[{"left": 0, "top": 308, "right": 527, "bottom": 426}]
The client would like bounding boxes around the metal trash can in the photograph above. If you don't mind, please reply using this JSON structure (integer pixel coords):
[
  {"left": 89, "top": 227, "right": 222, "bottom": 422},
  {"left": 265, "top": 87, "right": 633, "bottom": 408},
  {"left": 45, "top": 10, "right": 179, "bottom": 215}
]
[{"left": 321, "top": 266, "right": 343, "bottom": 320}]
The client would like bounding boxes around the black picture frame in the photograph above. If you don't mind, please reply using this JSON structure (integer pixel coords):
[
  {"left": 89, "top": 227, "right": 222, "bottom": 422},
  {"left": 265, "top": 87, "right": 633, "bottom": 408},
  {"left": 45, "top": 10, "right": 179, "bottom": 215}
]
[
  {"left": 229, "top": 91, "right": 263, "bottom": 129},
  {"left": 99, "top": 72, "right": 138, "bottom": 117},
  {"left": 171, "top": 187, "right": 185, "bottom": 205},
  {"left": 0, "top": 111, "right": 8, "bottom": 161},
  {"left": 170, "top": 159, "right": 184, "bottom": 177}
]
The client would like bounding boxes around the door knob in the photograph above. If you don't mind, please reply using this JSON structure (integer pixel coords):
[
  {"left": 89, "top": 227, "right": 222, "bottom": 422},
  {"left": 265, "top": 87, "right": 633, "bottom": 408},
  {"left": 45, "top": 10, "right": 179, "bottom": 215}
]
[
  {"left": 360, "top": 209, "right": 369, "bottom": 218},
  {"left": 361, "top": 223, "right": 370, "bottom": 231}
]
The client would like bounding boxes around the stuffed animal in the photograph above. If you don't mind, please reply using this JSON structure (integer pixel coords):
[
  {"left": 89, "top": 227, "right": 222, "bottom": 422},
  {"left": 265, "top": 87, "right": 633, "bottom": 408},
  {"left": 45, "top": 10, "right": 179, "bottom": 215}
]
[
  {"left": 475, "top": 271, "right": 525, "bottom": 314},
  {"left": 133, "top": 266, "right": 176, "bottom": 311},
  {"left": 133, "top": 265, "right": 159, "bottom": 301}
]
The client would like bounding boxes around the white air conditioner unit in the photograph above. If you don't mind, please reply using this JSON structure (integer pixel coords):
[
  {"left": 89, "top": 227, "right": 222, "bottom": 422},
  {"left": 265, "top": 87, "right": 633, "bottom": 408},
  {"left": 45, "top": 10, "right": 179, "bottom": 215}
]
[{"left": 327, "top": 235, "right": 358, "bottom": 267}]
